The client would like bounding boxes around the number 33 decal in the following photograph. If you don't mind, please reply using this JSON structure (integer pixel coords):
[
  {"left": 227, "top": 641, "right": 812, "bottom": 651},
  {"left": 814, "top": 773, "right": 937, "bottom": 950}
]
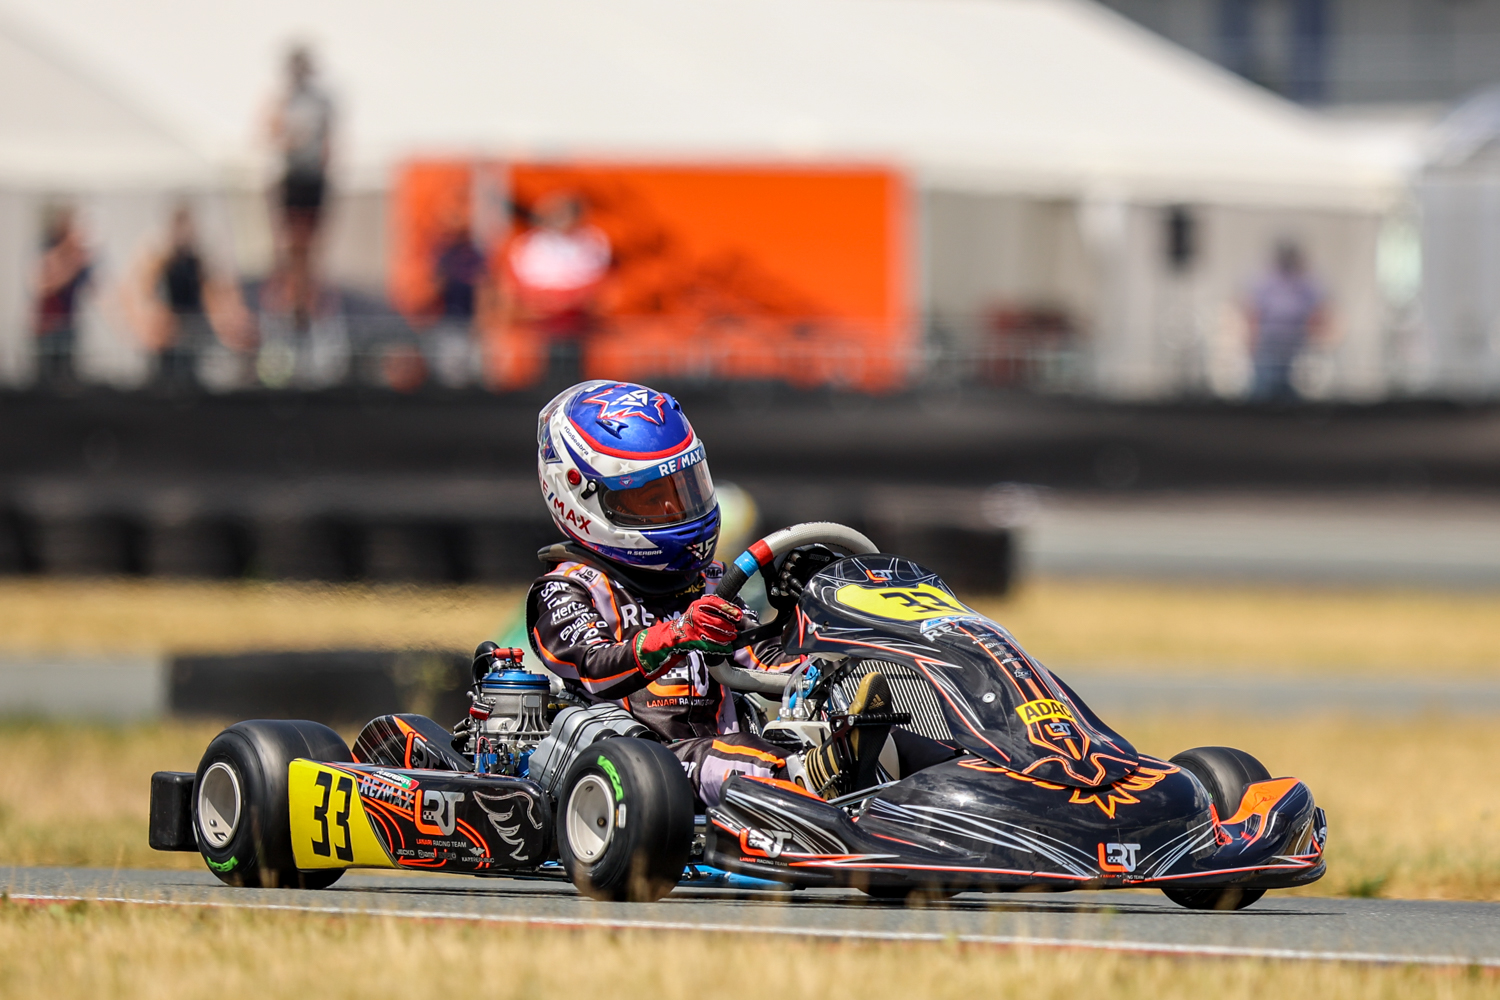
[{"left": 311, "top": 771, "right": 355, "bottom": 862}]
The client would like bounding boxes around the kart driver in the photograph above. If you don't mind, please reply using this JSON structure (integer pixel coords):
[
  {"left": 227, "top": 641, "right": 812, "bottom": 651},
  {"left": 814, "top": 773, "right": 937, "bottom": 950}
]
[{"left": 525, "top": 380, "right": 890, "bottom": 807}]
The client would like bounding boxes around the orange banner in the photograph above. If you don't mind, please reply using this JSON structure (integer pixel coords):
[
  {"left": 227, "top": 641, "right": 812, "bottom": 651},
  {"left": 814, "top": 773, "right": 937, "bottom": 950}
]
[{"left": 390, "top": 160, "right": 911, "bottom": 392}]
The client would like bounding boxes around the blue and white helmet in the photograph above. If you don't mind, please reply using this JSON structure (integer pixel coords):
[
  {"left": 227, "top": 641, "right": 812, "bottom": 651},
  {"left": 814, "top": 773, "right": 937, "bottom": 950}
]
[{"left": 537, "top": 380, "right": 720, "bottom": 576}]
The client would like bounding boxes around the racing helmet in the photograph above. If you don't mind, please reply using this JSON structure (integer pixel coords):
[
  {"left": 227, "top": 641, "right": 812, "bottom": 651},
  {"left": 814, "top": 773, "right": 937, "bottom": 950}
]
[{"left": 537, "top": 380, "right": 720, "bottom": 576}]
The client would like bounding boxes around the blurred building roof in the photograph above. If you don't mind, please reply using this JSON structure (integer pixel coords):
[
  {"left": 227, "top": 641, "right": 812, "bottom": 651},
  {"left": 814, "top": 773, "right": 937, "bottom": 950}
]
[
  {"left": 0, "top": 0, "right": 1400, "bottom": 208},
  {"left": 0, "top": 11, "right": 209, "bottom": 189}
]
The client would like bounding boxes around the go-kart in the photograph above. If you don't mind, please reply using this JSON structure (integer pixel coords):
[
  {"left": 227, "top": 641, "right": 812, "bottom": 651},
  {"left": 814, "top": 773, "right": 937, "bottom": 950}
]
[{"left": 149, "top": 522, "right": 1325, "bottom": 909}]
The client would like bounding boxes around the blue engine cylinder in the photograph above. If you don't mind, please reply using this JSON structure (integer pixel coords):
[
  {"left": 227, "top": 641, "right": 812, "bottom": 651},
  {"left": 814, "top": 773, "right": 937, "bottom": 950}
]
[
  {"left": 481, "top": 668, "right": 552, "bottom": 700},
  {"left": 475, "top": 669, "right": 552, "bottom": 775}
]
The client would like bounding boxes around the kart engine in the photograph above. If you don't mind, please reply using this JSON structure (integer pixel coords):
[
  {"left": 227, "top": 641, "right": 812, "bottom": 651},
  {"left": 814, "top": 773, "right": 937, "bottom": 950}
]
[{"left": 457, "top": 643, "right": 553, "bottom": 776}]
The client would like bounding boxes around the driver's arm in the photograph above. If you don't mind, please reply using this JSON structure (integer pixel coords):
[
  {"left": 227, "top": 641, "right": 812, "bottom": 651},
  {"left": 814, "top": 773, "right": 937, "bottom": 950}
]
[
  {"left": 528, "top": 579, "right": 652, "bottom": 701},
  {"left": 528, "top": 581, "right": 740, "bottom": 701}
]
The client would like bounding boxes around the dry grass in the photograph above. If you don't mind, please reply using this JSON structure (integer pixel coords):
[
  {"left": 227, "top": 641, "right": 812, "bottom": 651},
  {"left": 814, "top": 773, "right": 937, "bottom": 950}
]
[
  {"left": 0, "top": 720, "right": 221, "bottom": 871},
  {"left": 973, "top": 578, "right": 1500, "bottom": 676},
  {"left": 2, "top": 715, "right": 1496, "bottom": 902},
  {"left": 0, "top": 901, "right": 1494, "bottom": 1000},
  {"left": 0, "top": 579, "right": 522, "bottom": 656}
]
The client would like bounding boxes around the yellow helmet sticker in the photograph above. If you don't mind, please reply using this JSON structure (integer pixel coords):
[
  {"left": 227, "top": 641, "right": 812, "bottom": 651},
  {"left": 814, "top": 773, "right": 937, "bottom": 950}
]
[
  {"left": 833, "top": 582, "right": 975, "bottom": 622},
  {"left": 1015, "top": 699, "right": 1075, "bottom": 725}
]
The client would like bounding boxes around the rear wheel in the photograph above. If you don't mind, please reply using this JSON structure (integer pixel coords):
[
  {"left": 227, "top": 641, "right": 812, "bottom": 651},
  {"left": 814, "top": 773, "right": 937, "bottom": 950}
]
[
  {"left": 1163, "top": 745, "right": 1272, "bottom": 911},
  {"left": 194, "top": 720, "right": 351, "bottom": 889},
  {"left": 557, "top": 738, "right": 694, "bottom": 902}
]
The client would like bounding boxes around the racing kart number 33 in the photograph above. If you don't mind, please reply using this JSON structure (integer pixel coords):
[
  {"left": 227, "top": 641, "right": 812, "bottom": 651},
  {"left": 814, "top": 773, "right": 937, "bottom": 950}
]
[
  {"left": 311, "top": 771, "right": 354, "bottom": 862},
  {"left": 288, "top": 761, "right": 394, "bottom": 870},
  {"left": 834, "top": 583, "right": 974, "bottom": 622}
]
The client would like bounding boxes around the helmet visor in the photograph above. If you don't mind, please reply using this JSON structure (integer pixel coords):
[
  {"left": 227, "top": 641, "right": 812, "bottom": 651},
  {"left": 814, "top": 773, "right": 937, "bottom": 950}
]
[{"left": 601, "top": 462, "right": 716, "bottom": 527}]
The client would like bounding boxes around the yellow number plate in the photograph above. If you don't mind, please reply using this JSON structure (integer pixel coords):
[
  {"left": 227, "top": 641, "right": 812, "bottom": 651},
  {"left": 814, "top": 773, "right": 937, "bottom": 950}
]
[
  {"left": 288, "top": 761, "right": 396, "bottom": 870},
  {"left": 834, "top": 583, "right": 975, "bottom": 622}
]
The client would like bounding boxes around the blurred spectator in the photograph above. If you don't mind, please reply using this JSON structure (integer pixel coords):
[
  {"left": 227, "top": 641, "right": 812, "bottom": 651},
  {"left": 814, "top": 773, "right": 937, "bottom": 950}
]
[
  {"left": 427, "top": 217, "right": 488, "bottom": 387},
  {"left": 268, "top": 45, "right": 334, "bottom": 331},
  {"left": 128, "top": 204, "right": 252, "bottom": 389},
  {"left": 1246, "top": 241, "right": 1325, "bottom": 400},
  {"left": 250, "top": 276, "right": 348, "bottom": 389},
  {"left": 33, "top": 206, "right": 92, "bottom": 389},
  {"left": 502, "top": 192, "right": 610, "bottom": 386}
]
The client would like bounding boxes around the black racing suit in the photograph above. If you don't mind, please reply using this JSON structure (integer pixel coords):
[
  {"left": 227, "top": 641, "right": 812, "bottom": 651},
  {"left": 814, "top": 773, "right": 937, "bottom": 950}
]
[{"left": 525, "top": 544, "right": 799, "bottom": 807}]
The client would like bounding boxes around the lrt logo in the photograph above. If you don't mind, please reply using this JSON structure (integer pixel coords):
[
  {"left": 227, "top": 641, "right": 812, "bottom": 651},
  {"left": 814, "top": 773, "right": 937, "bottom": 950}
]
[
  {"left": 740, "top": 827, "right": 796, "bottom": 860},
  {"left": 416, "top": 790, "right": 464, "bottom": 837},
  {"left": 1098, "top": 842, "right": 1142, "bottom": 873}
]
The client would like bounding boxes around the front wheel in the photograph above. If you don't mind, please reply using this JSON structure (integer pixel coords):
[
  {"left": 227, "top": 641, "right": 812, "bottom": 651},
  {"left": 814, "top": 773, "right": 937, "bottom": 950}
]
[
  {"left": 194, "top": 719, "right": 352, "bottom": 889},
  {"left": 557, "top": 738, "right": 694, "bottom": 902},
  {"left": 1162, "top": 885, "right": 1265, "bottom": 911},
  {"left": 1162, "top": 745, "right": 1273, "bottom": 911}
]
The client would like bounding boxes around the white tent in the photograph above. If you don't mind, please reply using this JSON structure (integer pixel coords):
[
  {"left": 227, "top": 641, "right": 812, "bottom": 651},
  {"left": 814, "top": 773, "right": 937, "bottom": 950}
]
[
  {"left": 0, "top": 0, "right": 1398, "bottom": 206},
  {"left": 0, "top": 17, "right": 207, "bottom": 190},
  {"left": 0, "top": 0, "right": 1408, "bottom": 395}
]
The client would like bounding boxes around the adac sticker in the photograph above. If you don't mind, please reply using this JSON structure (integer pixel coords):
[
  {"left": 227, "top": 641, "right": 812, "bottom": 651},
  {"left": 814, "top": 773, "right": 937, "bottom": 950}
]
[
  {"left": 1015, "top": 698, "right": 1075, "bottom": 726},
  {"left": 833, "top": 582, "right": 974, "bottom": 622}
]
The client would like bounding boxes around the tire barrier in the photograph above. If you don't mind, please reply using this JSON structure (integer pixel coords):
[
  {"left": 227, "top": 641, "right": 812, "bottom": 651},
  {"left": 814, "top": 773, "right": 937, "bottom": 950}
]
[
  {"left": 0, "top": 478, "right": 1016, "bottom": 592},
  {"left": 170, "top": 650, "right": 472, "bottom": 728}
]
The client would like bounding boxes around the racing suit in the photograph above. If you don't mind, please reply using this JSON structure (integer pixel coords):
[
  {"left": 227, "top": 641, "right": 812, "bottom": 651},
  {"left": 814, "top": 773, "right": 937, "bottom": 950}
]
[{"left": 526, "top": 545, "right": 799, "bottom": 807}]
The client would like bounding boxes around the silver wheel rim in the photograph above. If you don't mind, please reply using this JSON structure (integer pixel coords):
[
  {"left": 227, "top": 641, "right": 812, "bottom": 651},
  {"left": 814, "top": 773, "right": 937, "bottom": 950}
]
[
  {"left": 566, "top": 773, "right": 615, "bottom": 864},
  {"left": 197, "top": 761, "right": 242, "bottom": 848}
]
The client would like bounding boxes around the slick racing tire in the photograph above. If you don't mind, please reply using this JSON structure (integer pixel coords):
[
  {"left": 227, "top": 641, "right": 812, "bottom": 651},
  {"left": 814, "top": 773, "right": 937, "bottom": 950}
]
[
  {"left": 194, "top": 720, "right": 353, "bottom": 889},
  {"left": 1162, "top": 746, "right": 1272, "bottom": 911},
  {"left": 557, "top": 738, "right": 694, "bottom": 903}
]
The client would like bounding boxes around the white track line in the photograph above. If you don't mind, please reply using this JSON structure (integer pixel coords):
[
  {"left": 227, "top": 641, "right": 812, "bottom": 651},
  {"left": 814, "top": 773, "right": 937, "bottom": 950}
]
[{"left": 7, "top": 892, "right": 1497, "bottom": 969}]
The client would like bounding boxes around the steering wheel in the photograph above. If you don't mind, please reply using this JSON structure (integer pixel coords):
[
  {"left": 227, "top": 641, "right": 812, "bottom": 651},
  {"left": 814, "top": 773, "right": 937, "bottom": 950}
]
[{"left": 710, "top": 522, "right": 879, "bottom": 696}]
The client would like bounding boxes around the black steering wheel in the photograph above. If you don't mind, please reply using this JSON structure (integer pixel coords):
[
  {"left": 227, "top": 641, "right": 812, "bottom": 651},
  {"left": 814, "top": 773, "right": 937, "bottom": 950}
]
[{"left": 710, "top": 522, "right": 879, "bottom": 696}]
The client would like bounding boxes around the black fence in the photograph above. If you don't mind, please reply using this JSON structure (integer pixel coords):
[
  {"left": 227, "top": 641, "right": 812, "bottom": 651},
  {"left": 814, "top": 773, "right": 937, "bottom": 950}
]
[{"left": 170, "top": 650, "right": 472, "bottom": 728}]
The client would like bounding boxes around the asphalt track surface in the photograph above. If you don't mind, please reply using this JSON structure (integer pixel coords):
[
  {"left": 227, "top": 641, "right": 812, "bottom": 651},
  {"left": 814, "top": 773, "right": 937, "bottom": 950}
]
[{"left": 6, "top": 867, "right": 1498, "bottom": 967}]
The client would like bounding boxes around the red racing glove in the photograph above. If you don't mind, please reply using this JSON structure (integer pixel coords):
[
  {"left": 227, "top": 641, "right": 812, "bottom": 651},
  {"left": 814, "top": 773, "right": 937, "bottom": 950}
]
[{"left": 633, "top": 595, "right": 744, "bottom": 678}]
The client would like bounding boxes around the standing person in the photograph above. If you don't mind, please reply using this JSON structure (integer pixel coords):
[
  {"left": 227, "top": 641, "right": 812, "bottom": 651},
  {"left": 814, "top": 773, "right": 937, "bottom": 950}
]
[
  {"left": 268, "top": 45, "right": 334, "bottom": 331},
  {"left": 33, "top": 206, "right": 92, "bottom": 389},
  {"left": 427, "top": 218, "right": 488, "bottom": 388},
  {"left": 502, "top": 193, "right": 611, "bottom": 388},
  {"left": 1246, "top": 241, "right": 1325, "bottom": 400},
  {"left": 130, "top": 204, "right": 252, "bottom": 389}
]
